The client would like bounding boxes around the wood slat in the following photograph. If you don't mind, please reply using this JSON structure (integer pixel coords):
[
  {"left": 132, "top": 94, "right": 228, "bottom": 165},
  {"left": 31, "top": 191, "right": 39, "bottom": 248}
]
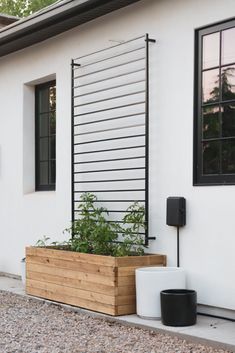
[
  {"left": 26, "top": 247, "right": 116, "bottom": 266},
  {"left": 118, "top": 264, "right": 163, "bottom": 276},
  {"left": 27, "top": 255, "right": 116, "bottom": 276},
  {"left": 27, "top": 270, "right": 116, "bottom": 295},
  {"left": 117, "top": 276, "right": 135, "bottom": 286},
  {"left": 116, "top": 303, "right": 136, "bottom": 316},
  {"left": 26, "top": 263, "right": 116, "bottom": 286},
  {"left": 27, "top": 286, "right": 116, "bottom": 316},
  {"left": 116, "top": 295, "right": 136, "bottom": 306},
  {"left": 115, "top": 254, "right": 167, "bottom": 267},
  {"left": 116, "top": 285, "right": 136, "bottom": 296},
  {"left": 27, "top": 279, "right": 115, "bottom": 305}
]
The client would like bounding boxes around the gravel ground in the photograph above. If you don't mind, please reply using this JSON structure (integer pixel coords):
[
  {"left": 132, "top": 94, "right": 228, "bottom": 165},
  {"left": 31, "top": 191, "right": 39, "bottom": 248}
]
[{"left": 0, "top": 291, "right": 232, "bottom": 353}]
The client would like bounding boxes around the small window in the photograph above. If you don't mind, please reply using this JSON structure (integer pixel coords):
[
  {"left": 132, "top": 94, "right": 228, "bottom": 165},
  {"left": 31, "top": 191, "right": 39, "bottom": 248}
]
[
  {"left": 35, "top": 81, "right": 56, "bottom": 191},
  {"left": 194, "top": 19, "right": 235, "bottom": 185}
]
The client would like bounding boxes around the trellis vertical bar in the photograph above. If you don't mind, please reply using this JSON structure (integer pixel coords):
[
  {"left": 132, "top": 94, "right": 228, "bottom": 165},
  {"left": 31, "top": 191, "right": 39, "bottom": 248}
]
[
  {"left": 145, "top": 33, "right": 156, "bottom": 245},
  {"left": 71, "top": 60, "right": 75, "bottom": 235},
  {"left": 145, "top": 34, "right": 149, "bottom": 246}
]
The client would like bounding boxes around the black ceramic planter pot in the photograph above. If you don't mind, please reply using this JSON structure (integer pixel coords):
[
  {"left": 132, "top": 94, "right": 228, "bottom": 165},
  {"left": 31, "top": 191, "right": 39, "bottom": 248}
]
[{"left": 160, "top": 289, "right": 197, "bottom": 327}]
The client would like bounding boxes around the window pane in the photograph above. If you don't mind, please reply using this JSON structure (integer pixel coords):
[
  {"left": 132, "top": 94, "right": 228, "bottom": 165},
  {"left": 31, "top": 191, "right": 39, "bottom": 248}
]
[
  {"left": 49, "top": 135, "right": 56, "bottom": 159},
  {"left": 202, "top": 69, "right": 219, "bottom": 103},
  {"left": 222, "top": 104, "right": 235, "bottom": 137},
  {"left": 49, "top": 86, "right": 56, "bottom": 111},
  {"left": 221, "top": 65, "right": 235, "bottom": 101},
  {"left": 39, "top": 161, "right": 49, "bottom": 185},
  {"left": 49, "top": 112, "right": 56, "bottom": 135},
  {"left": 203, "top": 106, "right": 220, "bottom": 139},
  {"left": 203, "top": 32, "right": 220, "bottom": 69},
  {"left": 196, "top": 22, "right": 235, "bottom": 184},
  {"left": 36, "top": 81, "right": 56, "bottom": 190},
  {"left": 203, "top": 141, "right": 220, "bottom": 174},
  {"left": 49, "top": 160, "right": 56, "bottom": 184},
  {"left": 222, "top": 139, "right": 235, "bottom": 173},
  {"left": 39, "top": 137, "right": 49, "bottom": 160},
  {"left": 38, "top": 87, "right": 49, "bottom": 113},
  {"left": 222, "top": 27, "right": 235, "bottom": 65},
  {"left": 39, "top": 114, "right": 49, "bottom": 137}
]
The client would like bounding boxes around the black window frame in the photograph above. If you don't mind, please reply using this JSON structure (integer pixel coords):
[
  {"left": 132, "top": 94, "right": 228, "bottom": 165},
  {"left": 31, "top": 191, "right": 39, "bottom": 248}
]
[
  {"left": 35, "top": 80, "right": 56, "bottom": 191},
  {"left": 194, "top": 17, "right": 235, "bottom": 186}
]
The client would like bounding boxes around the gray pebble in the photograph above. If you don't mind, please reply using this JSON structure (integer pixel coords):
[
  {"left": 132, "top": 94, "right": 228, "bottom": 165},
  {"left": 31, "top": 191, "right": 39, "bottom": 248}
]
[{"left": 0, "top": 291, "right": 232, "bottom": 353}]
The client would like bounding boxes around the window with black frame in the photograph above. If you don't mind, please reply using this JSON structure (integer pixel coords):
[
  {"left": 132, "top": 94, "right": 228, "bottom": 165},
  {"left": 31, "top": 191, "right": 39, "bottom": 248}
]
[
  {"left": 194, "top": 19, "right": 235, "bottom": 185},
  {"left": 35, "top": 81, "right": 56, "bottom": 191}
]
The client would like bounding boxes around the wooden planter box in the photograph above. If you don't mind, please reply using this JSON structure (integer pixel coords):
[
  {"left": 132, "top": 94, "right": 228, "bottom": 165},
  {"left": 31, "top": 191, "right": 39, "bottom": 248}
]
[{"left": 26, "top": 247, "right": 166, "bottom": 316}]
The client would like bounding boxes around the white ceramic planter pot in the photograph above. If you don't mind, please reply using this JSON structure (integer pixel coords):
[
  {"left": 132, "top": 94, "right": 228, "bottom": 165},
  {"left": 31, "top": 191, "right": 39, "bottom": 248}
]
[
  {"left": 21, "top": 258, "right": 26, "bottom": 285},
  {"left": 136, "top": 267, "right": 186, "bottom": 319}
]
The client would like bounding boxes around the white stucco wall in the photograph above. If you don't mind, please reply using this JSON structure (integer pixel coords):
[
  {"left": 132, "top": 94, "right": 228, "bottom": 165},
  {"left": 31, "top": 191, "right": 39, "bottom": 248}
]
[{"left": 0, "top": 0, "right": 235, "bottom": 312}]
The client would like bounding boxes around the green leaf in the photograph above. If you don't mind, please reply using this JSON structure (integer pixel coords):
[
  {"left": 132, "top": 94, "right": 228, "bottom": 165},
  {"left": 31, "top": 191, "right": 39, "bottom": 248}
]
[{"left": 0, "top": 0, "right": 58, "bottom": 18}]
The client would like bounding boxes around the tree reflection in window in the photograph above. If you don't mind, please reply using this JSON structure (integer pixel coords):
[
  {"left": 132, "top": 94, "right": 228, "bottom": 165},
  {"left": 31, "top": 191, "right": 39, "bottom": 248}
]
[
  {"left": 35, "top": 81, "right": 56, "bottom": 191},
  {"left": 195, "top": 20, "right": 235, "bottom": 184}
]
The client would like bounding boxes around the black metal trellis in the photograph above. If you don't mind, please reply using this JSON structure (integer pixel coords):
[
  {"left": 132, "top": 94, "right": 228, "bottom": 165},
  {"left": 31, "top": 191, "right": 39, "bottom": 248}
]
[{"left": 71, "top": 34, "right": 155, "bottom": 246}]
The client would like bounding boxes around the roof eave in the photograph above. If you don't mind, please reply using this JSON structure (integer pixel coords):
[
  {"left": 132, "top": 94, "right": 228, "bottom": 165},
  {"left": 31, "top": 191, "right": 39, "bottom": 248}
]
[
  {"left": 0, "top": 0, "right": 141, "bottom": 58},
  {"left": 0, "top": 13, "right": 19, "bottom": 26}
]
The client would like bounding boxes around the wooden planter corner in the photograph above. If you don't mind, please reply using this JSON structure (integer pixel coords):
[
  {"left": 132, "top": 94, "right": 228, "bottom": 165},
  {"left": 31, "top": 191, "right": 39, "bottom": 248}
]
[{"left": 26, "top": 247, "right": 166, "bottom": 316}]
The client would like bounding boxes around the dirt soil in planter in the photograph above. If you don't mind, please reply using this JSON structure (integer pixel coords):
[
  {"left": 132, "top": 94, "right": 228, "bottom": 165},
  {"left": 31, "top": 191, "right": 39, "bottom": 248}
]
[{"left": 0, "top": 291, "right": 232, "bottom": 353}]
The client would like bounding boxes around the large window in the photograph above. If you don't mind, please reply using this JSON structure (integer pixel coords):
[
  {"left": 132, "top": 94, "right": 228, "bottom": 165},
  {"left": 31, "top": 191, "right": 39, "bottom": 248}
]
[
  {"left": 35, "top": 81, "right": 56, "bottom": 191},
  {"left": 194, "top": 19, "right": 235, "bottom": 185}
]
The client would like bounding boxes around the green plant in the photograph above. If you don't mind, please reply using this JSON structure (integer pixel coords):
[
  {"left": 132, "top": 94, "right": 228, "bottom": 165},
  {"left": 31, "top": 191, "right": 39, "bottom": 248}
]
[
  {"left": 66, "top": 192, "right": 146, "bottom": 256},
  {"left": 35, "top": 236, "right": 51, "bottom": 247},
  {"left": 35, "top": 235, "right": 68, "bottom": 250},
  {"left": 115, "top": 202, "right": 146, "bottom": 256},
  {"left": 66, "top": 193, "right": 118, "bottom": 255}
]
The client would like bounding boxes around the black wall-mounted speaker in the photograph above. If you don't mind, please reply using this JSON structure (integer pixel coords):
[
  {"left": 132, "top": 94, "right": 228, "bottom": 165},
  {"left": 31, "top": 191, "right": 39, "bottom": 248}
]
[{"left": 166, "top": 197, "right": 186, "bottom": 227}]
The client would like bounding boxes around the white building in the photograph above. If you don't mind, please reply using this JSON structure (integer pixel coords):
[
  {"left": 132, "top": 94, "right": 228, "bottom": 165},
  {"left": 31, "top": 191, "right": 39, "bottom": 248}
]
[{"left": 0, "top": 0, "right": 235, "bottom": 318}]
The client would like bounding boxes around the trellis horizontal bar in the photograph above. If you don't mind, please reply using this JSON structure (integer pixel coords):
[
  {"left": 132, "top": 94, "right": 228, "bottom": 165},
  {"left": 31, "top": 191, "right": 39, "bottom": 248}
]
[
  {"left": 74, "top": 156, "right": 145, "bottom": 164},
  {"left": 74, "top": 167, "right": 145, "bottom": 174},
  {"left": 74, "top": 35, "right": 145, "bottom": 60},
  {"left": 110, "top": 240, "right": 146, "bottom": 245},
  {"left": 71, "top": 227, "right": 146, "bottom": 236},
  {"left": 74, "top": 90, "right": 145, "bottom": 108},
  {"left": 74, "top": 178, "right": 145, "bottom": 183},
  {"left": 74, "top": 46, "right": 145, "bottom": 70},
  {"left": 89, "top": 225, "right": 146, "bottom": 234},
  {"left": 74, "top": 80, "right": 145, "bottom": 99},
  {"left": 85, "top": 220, "right": 129, "bottom": 224},
  {"left": 106, "top": 221, "right": 144, "bottom": 224},
  {"left": 74, "top": 101, "right": 145, "bottom": 117},
  {"left": 74, "top": 57, "right": 145, "bottom": 79},
  {"left": 74, "top": 134, "right": 145, "bottom": 146},
  {"left": 73, "top": 68, "right": 145, "bottom": 88},
  {"left": 74, "top": 189, "right": 145, "bottom": 193},
  {"left": 75, "top": 210, "right": 143, "bottom": 213},
  {"left": 115, "top": 231, "right": 146, "bottom": 235},
  {"left": 74, "top": 200, "right": 145, "bottom": 202},
  {"left": 75, "top": 124, "right": 145, "bottom": 136},
  {"left": 74, "top": 145, "right": 145, "bottom": 155},
  {"left": 74, "top": 112, "right": 145, "bottom": 127}
]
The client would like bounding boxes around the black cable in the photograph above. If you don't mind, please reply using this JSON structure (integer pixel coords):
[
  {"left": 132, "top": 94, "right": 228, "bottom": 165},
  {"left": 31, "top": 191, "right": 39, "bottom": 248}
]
[{"left": 177, "top": 226, "right": 180, "bottom": 267}]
